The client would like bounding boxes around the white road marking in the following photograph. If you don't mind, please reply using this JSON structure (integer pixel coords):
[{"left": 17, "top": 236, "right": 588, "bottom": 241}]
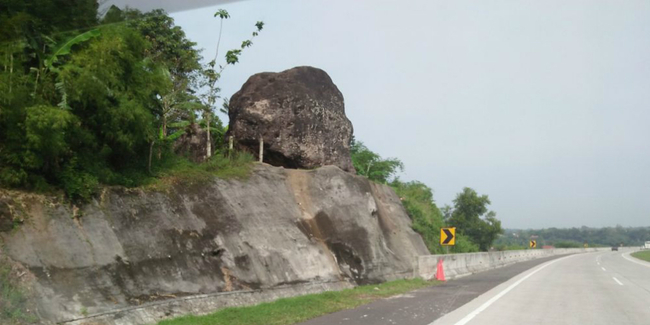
[
  {"left": 601, "top": 267, "right": 606, "bottom": 271},
  {"left": 443, "top": 256, "right": 571, "bottom": 325},
  {"left": 622, "top": 252, "right": 650, "bottom": 269},
  {"left": 613, "top": 277, "right": 623, "bottom": 286}
]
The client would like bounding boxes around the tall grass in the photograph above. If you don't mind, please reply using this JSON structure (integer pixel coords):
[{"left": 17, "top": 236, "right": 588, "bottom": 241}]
[{"left": 146, "top": 151, "right": 255, "bottom": 191}]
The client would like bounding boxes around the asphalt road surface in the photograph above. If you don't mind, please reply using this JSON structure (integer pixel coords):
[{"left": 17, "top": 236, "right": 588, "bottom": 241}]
[{"left": 299, "top": 250, "right": 650, "bottom": 325}]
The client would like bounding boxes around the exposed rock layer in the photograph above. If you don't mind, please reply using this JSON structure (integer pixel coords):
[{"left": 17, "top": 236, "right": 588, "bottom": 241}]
[
  {"left": 0, "top": 164, "right": 427, "bottom": 324},
  {"left": 228, "top": 66, "right": 355, "bottom": 172}
]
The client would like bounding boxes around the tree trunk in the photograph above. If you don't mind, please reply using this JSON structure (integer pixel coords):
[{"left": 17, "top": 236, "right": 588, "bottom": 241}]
[
  {"left": 228, "top": 135, "right": 233, "bottom": 158},
  {"left": 206, "top": 113, "right": 212, "bottom": 159},
  {"left": 148, "top": 140, "right": 155, "bottom": 174},
  {"left": 3, "top": 52, "right": 6, "bottom": 104},
  {"left": 9, "top": 53, "right": 13, "bottom": 97},
  {"left": 162, "top": 114, "right": 167, "bottom": 138},
  {"left": 158, "top": 115, "right": 166, "bottom": 160},
  {"left": 33, "top": 68, "right": 40, "bottom": 96}
]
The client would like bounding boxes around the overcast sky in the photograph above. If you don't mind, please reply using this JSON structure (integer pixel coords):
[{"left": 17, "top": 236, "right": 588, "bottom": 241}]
[{"left": 126, "top": 0, "right": 650, "bottom": 229}]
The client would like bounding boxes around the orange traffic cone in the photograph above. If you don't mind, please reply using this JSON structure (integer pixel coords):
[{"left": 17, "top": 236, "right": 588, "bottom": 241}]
[{"left": 435, "top": 258, "right": 446, "bottom": 281}]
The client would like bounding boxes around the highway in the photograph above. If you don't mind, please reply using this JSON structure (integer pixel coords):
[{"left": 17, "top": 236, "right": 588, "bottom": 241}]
[
  {"left": 434, "top": 249, "right": 650, "bottom": 325},
  {"left": 299, "top": 249, "right": 650, "bottom": 325}
]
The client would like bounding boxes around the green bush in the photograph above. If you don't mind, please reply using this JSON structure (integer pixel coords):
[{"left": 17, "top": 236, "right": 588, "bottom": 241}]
[
  {"left": 390, "top": 180, "right": 445, "bottom": 254},
  {"left": 451, "top": 236, "right": 480, "bottom": 253},
  {"left": 553, "top": 241, "right": 582, "bottom": 248}
]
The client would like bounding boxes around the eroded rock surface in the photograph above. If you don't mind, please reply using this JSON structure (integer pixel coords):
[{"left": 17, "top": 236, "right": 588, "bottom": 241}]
[
  {"left": 0, "top": 164, "right": 427, "bottom": 324},
  {"left": 228, "top": 66, "right": 355, "bottom": 172}
]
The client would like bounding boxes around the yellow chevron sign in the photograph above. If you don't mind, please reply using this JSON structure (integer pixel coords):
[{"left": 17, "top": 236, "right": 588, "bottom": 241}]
[
  {"left": 440, "top": 227, "right": 456, "bottom": 246},
  {"left": 530, "top": 240, "right": 537, "bottom": 248}
]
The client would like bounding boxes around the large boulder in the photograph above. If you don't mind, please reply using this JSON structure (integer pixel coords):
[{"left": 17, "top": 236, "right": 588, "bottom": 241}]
[{"left": 228, "top": 66, "right": 355, "bottom": 172}]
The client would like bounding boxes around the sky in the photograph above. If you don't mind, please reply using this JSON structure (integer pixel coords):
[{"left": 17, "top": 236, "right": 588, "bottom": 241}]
[{"left": 116, "top": 0, "right": 650, "bottom": 229}]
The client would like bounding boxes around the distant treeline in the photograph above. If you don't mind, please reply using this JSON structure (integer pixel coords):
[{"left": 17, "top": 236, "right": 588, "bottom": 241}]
[{"left": 494, "top": 227, "right": 650, "bottom": 248}]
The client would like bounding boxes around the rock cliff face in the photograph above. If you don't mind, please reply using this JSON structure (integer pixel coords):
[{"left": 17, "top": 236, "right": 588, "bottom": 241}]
[
  {"left": 0, "top": 164, "right": 427, "bottom": 324},
  {"left": 228, "top": 66, "right": 355, "bottom": 172}
]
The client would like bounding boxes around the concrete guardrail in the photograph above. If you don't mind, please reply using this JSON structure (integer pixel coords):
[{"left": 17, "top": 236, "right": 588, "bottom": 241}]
[{"left": 414, "top": 247, "right": 615, "bottom": 280}]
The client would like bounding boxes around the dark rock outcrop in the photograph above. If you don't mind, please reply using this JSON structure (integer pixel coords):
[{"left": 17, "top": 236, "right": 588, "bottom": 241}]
[
  {"left": 0, "top": 164, "right": 428, "bottom": 324},
  {"left": 173, "top": 123, "right": 212, "bottom": 163},
  {"left": 228, "top": 66, "right": 355, "bottom": 172}
]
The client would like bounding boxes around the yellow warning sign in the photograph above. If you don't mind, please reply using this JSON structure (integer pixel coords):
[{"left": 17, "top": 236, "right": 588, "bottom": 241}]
[{"left": 440, "top": 227, "right": 456, "bottom": 246}]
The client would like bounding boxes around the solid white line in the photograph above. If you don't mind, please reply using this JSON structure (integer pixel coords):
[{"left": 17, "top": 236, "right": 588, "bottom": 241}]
[
  {"left": 445, "top": 256, "right": 570, "bottom": 325},
  {"left": 613, "top": 277, "right": 623, "bottom": 286},
  {"left": 622, "top": 252, "right": 650, "bottom": 268},
  {"left": 601, "top": 267, "right": 606, "bottom": 271}
]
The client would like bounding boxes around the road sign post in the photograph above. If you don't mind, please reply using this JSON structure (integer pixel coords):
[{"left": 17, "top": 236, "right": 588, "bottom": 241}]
[
  {"left": 440, "top": 227, "right": 456, "bottom": 253},
  {"left": 529, "top": 240, "right": 537, "bottom": 249}
]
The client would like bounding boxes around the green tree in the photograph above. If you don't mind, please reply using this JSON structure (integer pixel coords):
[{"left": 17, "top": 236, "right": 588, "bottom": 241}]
[
  {"left": 0, "top": 0, "right": 102, "bottom": 193},
  {"left": 447, "top": 187, "right": 503, "bottom": 251},
  {"left": 200, "top": 9, "right": 264, "bottom": 159},
  {"left": 51, "top": 25, "right": 169, "bottom": 195},
  {"left": 113, "top": 9, "right": 204, "bottom": 164},
  {"left": 350, "top": 139, "right": 403, "bottom": 183},
  {"left": 1, "top": 20, "right": 171, "bottom": 199},
  {"left": 0, "top": 4, "right": 266, "bottom": 200}
]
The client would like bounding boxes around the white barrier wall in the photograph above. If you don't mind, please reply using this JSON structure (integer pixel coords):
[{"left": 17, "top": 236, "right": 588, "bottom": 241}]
[{"left": 415, "top": 248, "right": 612, "bottom": 280}]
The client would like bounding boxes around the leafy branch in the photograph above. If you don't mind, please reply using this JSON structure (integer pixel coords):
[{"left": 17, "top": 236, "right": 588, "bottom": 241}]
[{"left": 201, "top": 9, "right": 264, "bottom": 159}]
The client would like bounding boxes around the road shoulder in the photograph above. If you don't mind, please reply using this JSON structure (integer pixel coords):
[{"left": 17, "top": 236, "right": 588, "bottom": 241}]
[{"left": 299, "top": 255, "right": 570, "bottom": 325}]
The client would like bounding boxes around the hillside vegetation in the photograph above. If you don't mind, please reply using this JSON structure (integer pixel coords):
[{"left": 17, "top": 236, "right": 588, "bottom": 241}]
[
  {"left": 0, "top": 2, "right": 261, "bottom": 201},
  {"left": 0, "top": 1, "right": 504, "bottom": 254},
  {"left": 350, "top": 139, "right": 502, "bottom": 253}
]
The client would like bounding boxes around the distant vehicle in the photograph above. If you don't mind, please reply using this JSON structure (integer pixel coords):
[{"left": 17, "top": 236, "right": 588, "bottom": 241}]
[
  {"left": 645, "top": 241, "right": 650, "bottom": 249},
  {"left": 611, "top": 246, "right": 618, "bottom": 251}
]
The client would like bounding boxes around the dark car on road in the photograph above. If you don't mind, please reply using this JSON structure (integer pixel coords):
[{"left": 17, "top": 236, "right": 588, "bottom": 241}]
[{"left": 611, "top": 246, "right": 619, "bottom": 251}]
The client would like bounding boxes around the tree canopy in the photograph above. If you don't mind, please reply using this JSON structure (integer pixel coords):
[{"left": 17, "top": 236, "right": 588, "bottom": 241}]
[
  {"left": 350, "top": 139, "right": 403, "bottom": 184},
  {"left": 0, "top": 2, "right": 263, "bottom": 200},
  {"left": 447, "top": 188, "right": 503, "bottom": 251}
]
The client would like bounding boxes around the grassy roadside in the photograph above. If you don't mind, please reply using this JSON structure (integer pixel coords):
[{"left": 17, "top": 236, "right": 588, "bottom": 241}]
[
  {"left": 631, "top": 250, "right": 650, "bottom": 262},
  {"left": 158, "top": 279, "right": 438, "bottom": 325}
]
